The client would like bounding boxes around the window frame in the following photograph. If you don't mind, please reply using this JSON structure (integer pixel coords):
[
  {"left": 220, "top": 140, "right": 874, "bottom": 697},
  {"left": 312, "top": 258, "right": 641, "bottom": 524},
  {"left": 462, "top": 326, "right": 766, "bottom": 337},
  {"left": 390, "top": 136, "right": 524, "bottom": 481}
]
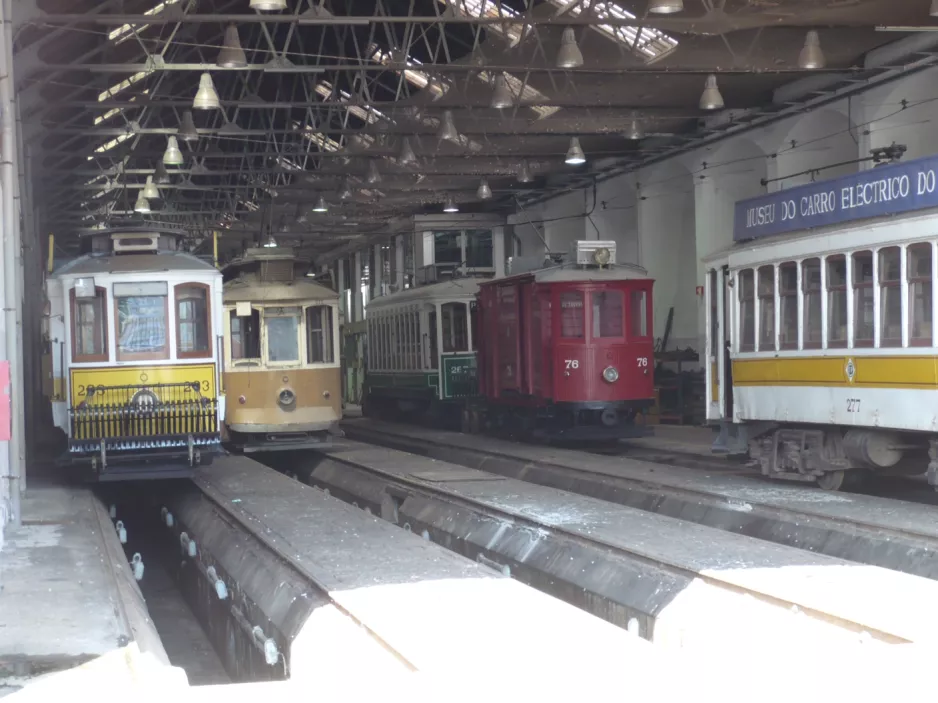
[
  {"left": 801, "top": 258, "right": 822, "bottom": 350},
  {"left": 591, "top": 289, "right": 626, "bottom": 340},
  {"left": 877, "top": 246, "right": 902, "bottom": 348},
  {"left": 174, "top": 282, "right": 213, "bottom": 360},
  {"left": 70, "top": 285, "right": 110, "bottom": 363},
  {"left": 738, "top": 268, "right": 755, "bottom": 352},
  {"left": 778, "top": 262, "right": 798, "bottom": 350},
  {"left": 114, "top": 289, "right": 170, "bottom": 362},
  {"left": 908, "top": 242, "right": 934, "bottom": 348},
  {"left": 826, "top": 255, "right": 848, "bottom": 349},
  {"left": 757, "top": 265, "right": 776, "bottom": 352},
  {"left": 852, "top": 250, "right": 875, "bottom": 348},
  {"left": 263, "top": 306, "right": 302, "bottom": 366},
  {"left": 305, "top": 303, "right": 335, "bottom": 365}
]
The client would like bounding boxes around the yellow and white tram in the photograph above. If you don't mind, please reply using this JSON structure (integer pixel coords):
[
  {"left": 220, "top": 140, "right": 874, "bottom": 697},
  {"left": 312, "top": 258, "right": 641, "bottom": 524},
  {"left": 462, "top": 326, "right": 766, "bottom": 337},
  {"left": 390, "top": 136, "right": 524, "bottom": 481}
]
[
  {"left": 45, "top": 228, "right": 224, "bottom": 481},
  {"left": 221, "top": 247, "right": 342, "bottom": 451},
  {"left": 707, "top": 154, "right": 938, "bottom": 489}
]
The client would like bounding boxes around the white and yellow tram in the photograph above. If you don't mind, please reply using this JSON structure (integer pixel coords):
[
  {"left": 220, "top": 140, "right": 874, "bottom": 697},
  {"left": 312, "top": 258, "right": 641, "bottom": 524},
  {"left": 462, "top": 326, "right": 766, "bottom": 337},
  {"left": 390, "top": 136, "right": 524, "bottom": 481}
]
[
  {"left": 221, "top": 247, "right": 342, "bottom": 451},
  {"left": 45, "top": 228, "right": 224, "bottom": 481},
  {"left": 707, "top": 155, "right": 938, "bottom": 489}
]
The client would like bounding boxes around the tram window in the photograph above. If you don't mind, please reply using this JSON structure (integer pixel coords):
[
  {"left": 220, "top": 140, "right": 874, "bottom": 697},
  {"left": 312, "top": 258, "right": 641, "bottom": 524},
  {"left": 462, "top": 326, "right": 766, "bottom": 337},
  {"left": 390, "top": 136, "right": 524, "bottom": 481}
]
[
  {"left": 115, "top": 282, "right": 168, "bottom": 361},
  {"left": 778, "top": 263, "right": 798, "bottom": 349},
  {"left": 909, "top": 243, "right": 933, "bottom": 345},
  {"left": 470, "top": 302, "right": 479, "bottom": 351},
  {"left": 71, "top": 287, "right": 108, "bottom": 361},
  {"left": 175, "top": 284, "right": 211, "bottom": 358},
  {"left": 802, "top": 258, "right": 822, "bottom": 349},
  {"left": 306, "top": 306, "right": 334, "bottom": 364},
  {"left": 428, "top": 311, "right": 439, "bottom": 369},
  {"left": 560, "top": 291, "right": 585, "bottom": 339},
  {"left": 412, "top": 312, "right": 420, "bottom": 367},
  {"left": 631, "top": 290, "right": 648, "bottom": 338},
  {"left": 827, "top": 256, "right": 847, "bottom": 347},
  {"left": 879, "top": 247, "right": 902, "bottom": 347},
  {"left": 592, "top": 290, "right": 624, "bottom": 338},
  {"left": 738, "top": 269, "right": 755, "bottom": 352},
  {"left": 266, "top": 308, "right": 300, "bottom": 363},
  {"left": 230, "top": 310, "right": 260, "bottom": 359},
  {"left": 442, "top": 302, "right": 469, "bottom": 352},
  {"left": 757, "top": 266, "right": 776, "bottom": 351},
  {"left": 853, "top": 251, "right": 874, "bottom": 346}
]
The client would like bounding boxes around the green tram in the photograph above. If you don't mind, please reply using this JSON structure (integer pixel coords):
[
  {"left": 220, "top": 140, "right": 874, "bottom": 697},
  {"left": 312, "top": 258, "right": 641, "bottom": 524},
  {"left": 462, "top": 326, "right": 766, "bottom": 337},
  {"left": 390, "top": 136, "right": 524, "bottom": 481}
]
[{"left": 361, "top": 276, "right": 482, "bottom": 425}]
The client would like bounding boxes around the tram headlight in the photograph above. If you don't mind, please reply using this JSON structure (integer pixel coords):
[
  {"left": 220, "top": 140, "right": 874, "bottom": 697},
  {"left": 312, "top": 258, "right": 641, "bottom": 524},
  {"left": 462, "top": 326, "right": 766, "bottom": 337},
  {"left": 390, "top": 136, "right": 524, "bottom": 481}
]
[
  {"left": 602, "top": 366, "right": 619, "bottom": 383},
  {"left": 131, "top": 389, "right": 159, "bottom": 409},
  {"left": 277, "top": 388, "right": 296, "bottom": 409}
]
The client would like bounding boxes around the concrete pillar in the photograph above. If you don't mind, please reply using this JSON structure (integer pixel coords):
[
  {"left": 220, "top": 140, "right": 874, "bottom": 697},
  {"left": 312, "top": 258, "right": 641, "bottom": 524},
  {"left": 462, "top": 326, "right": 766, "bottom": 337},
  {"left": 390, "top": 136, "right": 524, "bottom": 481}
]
[
  {"left": 394, "top": 235, "right": 405, "bottom": 290},
  {"left": 337, "top": 257, "right": 346, "bottom": 323},
  {"left": 353, "top": 250, "right": 363, "bottom": 322},
  {"left": 693, "top": 176, "right": 719, "bottom": 356},
  {"left": 492, "top": 226, "right": 506, "bottom": 278},
  {"left": 372, "top": 244, "right": 383, "bottom": 298}
]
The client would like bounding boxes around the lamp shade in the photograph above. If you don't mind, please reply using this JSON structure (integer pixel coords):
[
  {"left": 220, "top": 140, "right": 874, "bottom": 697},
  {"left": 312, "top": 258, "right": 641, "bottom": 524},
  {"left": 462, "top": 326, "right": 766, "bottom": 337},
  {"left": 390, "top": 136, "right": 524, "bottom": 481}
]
[
  {"left": 193, "top": 72, "right": 220, "bottom": 110},
  {"left": 438, "top": 110, "right": 460, "bottom": 143},
  {"left": 142, "top": 176, "right": 160, "bottom": 199},
  {"left": 490, "top": 75, "right": 514, "bottom": 109},
  {"left": 250, "top": 0, "right": 288, "bottom": 9},
  {"left": 177, "top": 110, "right": 199, "bottom": 142},
  {"left": 443, "top": 197, "right": 459, "bottom": 213},
  {"left": 134, "top": 194, "right": 151, "bottom": 214},
  {"left": 313, "top": 196, "right": 328, "bottom": 212},
  {"left": 477, "top": 178, "right": 492, "bottom": 200},
  {"left": 565, "top": 137, "right": 586, "bottom": 165},
  {"left": 798, "top": 30, "right": 825, "bottom": 70},
  {"left": 162, "top": 136, "right": 184, "bottom": 166},
  {"left": 398, "top": 137, "right": 417, "bottom": 165},
  {"left": 556, "top": 28, "right": 584, "bottom": 69},
  {"left": 699, "top": 74, "right": 724, "bottom": 110},
  {"left": 648, "top": 0, "right": 683, "bottom": 13},
  {"left": 217, "top": 25, "right": 247, "bottom": 68}
]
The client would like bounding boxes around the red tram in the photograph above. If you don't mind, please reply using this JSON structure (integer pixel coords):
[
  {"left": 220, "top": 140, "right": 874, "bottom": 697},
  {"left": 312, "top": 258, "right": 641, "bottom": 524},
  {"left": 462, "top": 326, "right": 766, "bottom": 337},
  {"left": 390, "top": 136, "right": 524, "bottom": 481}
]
[{"left": 474, "top": 243, "right": 655, "bottom": 441}]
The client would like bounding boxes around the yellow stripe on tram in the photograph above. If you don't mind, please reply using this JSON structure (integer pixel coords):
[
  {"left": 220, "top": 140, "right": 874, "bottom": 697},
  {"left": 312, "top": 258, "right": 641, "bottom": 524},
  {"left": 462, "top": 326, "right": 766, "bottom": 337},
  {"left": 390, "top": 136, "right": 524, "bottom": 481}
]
[{"left": 732, "top": 355, "right": 938, "bottom": 390}]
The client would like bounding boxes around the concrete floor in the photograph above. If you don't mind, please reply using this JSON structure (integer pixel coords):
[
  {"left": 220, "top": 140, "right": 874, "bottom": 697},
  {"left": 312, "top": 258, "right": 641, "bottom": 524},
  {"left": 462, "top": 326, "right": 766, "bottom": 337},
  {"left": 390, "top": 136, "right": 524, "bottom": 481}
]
[{"left": 0, "top": 481, "right": 128, "bottom": 695}]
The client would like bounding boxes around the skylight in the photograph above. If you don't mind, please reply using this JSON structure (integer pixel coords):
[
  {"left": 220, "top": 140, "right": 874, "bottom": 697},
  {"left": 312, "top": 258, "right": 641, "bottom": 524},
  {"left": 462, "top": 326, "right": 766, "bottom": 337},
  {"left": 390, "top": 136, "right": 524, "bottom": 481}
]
[
  {"left": 98, "top": 71, "right": 151, "bottom": 102},
  {"left": 293, "top": 120, "right": 342, "bottom": 152},
  {"left": 109, "top": 0, "right": 182, "bottom": 45},
  {"left": 370, "top": 46, "right": 450, "bottom": 99},
  {"left": 314, "top": 80, "right": 390, "bottom": 128},
  {"left": 441, "top": 0, "right": 524, "bottom": 46},
  {"left": 86, "top": 132, "right": 133, "bottom": 160},
  {"left": 549, "top": 0, "right": 678, "bottom": 62},
  {"left": 94, "top": 90, "right": 150, "bottom": 125},
  {"left": 478, "top": 70, "right": 559, "bottom": 119}
]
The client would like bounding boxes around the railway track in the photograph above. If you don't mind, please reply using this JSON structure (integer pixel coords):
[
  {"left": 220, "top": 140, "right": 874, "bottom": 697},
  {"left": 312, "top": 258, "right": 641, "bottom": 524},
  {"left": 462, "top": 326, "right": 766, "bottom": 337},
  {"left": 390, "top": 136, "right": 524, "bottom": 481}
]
[
  {"left": 264, "top": 437, "right": 938, "bottom": 650},
  {"left": 340, "top": 419, "right": 938, "bottom": 584},
  {"left": 152, "top": 455, "right": 661, "bottom": 685}
]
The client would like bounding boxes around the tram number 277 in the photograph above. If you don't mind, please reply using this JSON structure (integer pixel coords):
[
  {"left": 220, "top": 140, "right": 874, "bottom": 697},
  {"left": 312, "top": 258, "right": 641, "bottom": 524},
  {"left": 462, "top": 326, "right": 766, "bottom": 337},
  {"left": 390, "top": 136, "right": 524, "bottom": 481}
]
[{"left": 846, "top": 398, "right": 861, "bottom": 413}]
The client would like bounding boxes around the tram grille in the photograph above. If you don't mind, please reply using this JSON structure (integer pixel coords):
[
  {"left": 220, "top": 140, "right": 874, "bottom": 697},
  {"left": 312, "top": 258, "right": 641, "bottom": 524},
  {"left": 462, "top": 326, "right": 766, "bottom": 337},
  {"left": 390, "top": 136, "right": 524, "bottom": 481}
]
[{"left": 68, "top": 381, "right": 219, "bottom": 453}]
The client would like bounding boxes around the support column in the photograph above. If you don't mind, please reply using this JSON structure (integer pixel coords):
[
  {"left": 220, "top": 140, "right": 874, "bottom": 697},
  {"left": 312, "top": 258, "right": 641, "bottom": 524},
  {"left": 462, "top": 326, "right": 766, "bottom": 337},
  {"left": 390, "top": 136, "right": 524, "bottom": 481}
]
[
  {"left": 372, "top": 243, "right": 383, "bottom": 298},
  {"left": 0, "top": 0, "right": 22, "bottom": 525},
  {"left": 395, "top": 235, "right": 405, "bottom": 290},
  {"left": 353, "top": 250, "right": 363, "bottom": 322},
  {"left": 492, "top": 226, "right": 506, "bottom": 278},
  {"left": 337, "top": 257, "right": 346, "bottom": 324}
]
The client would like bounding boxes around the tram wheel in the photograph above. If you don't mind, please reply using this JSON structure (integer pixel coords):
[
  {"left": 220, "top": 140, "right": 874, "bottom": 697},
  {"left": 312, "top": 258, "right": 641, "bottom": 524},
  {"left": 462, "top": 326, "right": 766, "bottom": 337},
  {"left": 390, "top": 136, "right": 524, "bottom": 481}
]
[{"left": 816, "top": 469, "right": 845, "bottom": 491}]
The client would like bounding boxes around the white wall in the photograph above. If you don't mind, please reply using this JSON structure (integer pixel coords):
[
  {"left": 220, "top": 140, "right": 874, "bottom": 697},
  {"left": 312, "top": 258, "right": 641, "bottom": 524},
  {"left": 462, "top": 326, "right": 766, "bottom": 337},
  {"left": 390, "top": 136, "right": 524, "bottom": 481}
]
[{"left": 513, "top": 64, "right": 938, "bottom": 358}]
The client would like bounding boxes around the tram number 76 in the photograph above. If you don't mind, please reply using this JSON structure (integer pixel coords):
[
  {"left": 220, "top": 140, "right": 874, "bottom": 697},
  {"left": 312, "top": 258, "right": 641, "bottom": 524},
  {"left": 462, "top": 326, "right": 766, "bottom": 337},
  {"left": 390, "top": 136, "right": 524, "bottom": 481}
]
[{"left": 565, "top": 360, "right": 579, "bottom": 370}]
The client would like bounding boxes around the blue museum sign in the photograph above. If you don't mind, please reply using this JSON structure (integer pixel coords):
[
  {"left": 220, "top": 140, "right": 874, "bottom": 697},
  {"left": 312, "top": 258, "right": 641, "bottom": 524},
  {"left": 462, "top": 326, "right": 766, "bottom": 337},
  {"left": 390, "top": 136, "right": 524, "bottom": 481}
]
[{"left": 733, "top": 154, "right": 938, "bottom": 242}]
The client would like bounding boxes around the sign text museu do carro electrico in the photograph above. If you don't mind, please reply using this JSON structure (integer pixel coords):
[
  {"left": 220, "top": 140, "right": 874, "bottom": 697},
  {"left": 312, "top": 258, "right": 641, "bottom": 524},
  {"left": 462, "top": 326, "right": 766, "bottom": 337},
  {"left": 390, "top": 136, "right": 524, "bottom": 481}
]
[{"left": 733, "top": 154, "right": 938, "bottom": 242}]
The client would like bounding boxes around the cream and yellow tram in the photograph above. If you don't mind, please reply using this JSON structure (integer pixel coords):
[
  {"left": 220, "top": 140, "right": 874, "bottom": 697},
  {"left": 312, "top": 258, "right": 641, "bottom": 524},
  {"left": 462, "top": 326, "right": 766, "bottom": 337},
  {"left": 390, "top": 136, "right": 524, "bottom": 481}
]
[
  {"left": 45, "top": 228, "right": 224, "bottom": 481},
  {"left": 707, "top": 154, "right": 938, "bottom": 490},
  {"left": 221, "top": 247, "right": 342, "bottom": 452}
]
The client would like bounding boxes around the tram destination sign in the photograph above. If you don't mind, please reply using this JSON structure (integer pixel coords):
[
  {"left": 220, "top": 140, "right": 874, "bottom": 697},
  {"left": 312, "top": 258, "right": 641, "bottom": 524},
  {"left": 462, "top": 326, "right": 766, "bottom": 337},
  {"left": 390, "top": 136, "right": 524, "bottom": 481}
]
[{"left": 733, "top": 154, "right": 938, "bottom": 242}]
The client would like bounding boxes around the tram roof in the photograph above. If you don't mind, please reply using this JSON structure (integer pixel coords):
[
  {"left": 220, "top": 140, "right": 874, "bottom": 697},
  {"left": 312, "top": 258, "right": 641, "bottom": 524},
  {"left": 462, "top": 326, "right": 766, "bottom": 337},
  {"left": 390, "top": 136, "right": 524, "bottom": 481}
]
[
  {"left": 51, "top": 252, "right": 218, "bottom": 278},
  {"left": 224, "top": 273, "right": 338, "bottom": 304}
]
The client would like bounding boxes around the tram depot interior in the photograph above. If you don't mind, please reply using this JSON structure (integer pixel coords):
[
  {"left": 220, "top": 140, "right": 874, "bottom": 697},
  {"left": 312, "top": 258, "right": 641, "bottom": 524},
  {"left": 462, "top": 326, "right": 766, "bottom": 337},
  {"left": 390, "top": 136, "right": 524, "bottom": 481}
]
[{"left": 12, "top": 0, "right": 938, "bottom": 691}]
